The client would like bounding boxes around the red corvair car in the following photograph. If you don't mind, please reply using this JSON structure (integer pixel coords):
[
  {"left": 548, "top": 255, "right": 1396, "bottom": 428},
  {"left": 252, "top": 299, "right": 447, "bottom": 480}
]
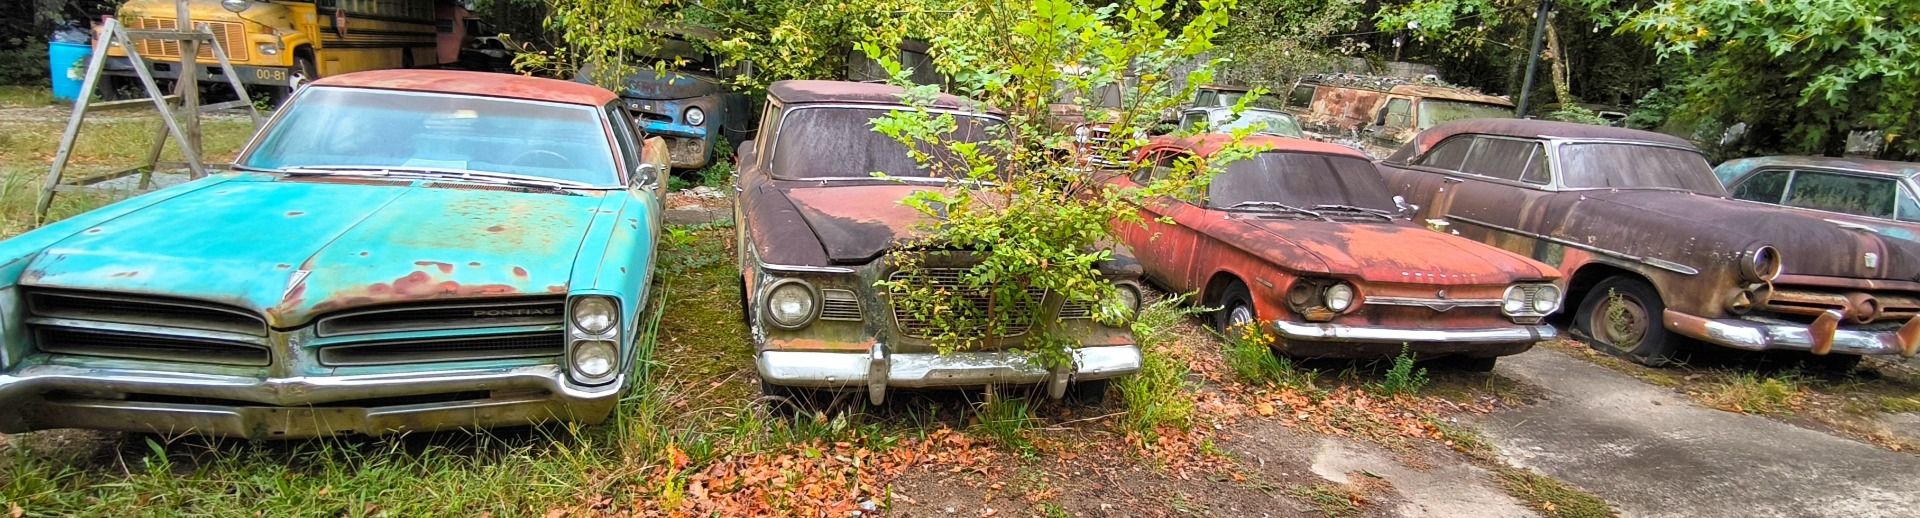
[{"left": 1110, "top": 135, "right": 1564, "bottom": 369}]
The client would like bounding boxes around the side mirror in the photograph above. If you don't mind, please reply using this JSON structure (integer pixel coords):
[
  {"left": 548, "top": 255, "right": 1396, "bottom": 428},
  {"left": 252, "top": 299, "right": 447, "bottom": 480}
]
[
  {"left": 632, "top": 163, "right": 662, "bottom": 189},
  {"left": 1393, "top": 195, "right": 1418, "bottom": 216}
]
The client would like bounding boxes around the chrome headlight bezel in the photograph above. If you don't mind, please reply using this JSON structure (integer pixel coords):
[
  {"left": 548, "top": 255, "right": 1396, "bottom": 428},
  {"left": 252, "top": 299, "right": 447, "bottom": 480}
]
[
  {"left": 684, "top": 106, "right": 706, "bottom": 126},
  {"left": 221, "top": 0, "right": 249, "bottom": 13},
  {"left": 570, "top": 339, "right": 618, "bottom": 379},
  {"left": 1501, "top": 283, "right": 1561, "bottom": 319},
  {"left": 1739, "top": 245, "right": 1782, "bottom": 283},
  {"left": 1323, "top": 282, "right": 1356, "bottom": 312},
  {"left": 763, "top": 278, "right": 819, "bottom": 330},
  {"left": 570, "top": 296, "right": 618, "bottom": 335},
  {"left": 565, "top": 295, "right": 622, "bottom": 386}
]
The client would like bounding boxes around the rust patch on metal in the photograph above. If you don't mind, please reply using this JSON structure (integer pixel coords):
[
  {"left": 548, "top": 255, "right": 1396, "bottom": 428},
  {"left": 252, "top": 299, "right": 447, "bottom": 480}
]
[
  {"left": 414, "top": 261, "right": 456, "bottom": 274},
  {"left": 286, "top": 211, "right": 305, "bottom": 217},
  {"left": 512, "top": 266, "right": 529, "bottom": 278},
  {"left": 1899, "top": 315, "right": 1920, "bottom": 357},
  {"left": 109, "top": 271, "right": 139, "bottom": 278},
  {"left": 486, "top": 225, "right": 506, "bottom": 233},
  {"left": 1809, "top": 310, "right": 1842, "bottom": 355},
  {"left": 546, "top": 284, "right": 568, "bottom": 293}
]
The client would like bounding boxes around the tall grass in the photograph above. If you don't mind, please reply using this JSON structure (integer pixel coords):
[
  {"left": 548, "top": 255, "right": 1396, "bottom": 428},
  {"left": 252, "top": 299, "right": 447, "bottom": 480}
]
[{"left": 1115, "top": 296, "right": 1199, "bottom": 437}]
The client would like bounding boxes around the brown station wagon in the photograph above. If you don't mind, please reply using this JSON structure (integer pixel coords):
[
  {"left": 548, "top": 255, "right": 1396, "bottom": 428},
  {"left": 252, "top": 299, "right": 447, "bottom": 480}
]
[
  {"left": 1111, "top": 135, "right": 1563, "bottom": 370},
  {"left": 1378, "top": 119, "right": 1920, "bottom": 368},
  {"left": 733, "top": 81, "right": 1143, "bottom": 404}
]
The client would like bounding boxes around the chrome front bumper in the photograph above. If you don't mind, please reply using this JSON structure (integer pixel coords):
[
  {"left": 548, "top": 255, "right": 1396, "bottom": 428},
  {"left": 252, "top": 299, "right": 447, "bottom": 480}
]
[
  {"left": 1663, "top": 309, "right": 1920, "bottom": 357},
  {"left": 1273, "top": 321, "right": 1558, "bottom": 344},
  {"left": 757, "top": 343, "right": 1141, "bottom": 404},
  {"left": 0, "top": 363, "right": 622, "bottom": 438}
]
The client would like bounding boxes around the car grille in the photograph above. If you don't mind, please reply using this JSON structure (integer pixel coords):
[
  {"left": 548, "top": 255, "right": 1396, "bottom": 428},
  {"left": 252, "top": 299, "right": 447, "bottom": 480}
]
[
  {"left": 34, "top": 326, "right": 270, "bottom": 366},
  {"left": 27, "top": 289, "right": 267, "bottom": 336},
  {"left": 1759, "top": 288, "right": 1920, "bottom": 323},
  {"left": 125, "top": 17, "right": 248, "bottom": 61},
  {"left": 318, "top": 332, "right": 566, "bottom": 366},
  {"left": 1059, "top": 301, "right": 1094, "bottom": 319},
  {"left": 820, "top": 289, "right": 863, "bottom": 321},
  {"left": 887, "top": 268, "right": 1046, "bottom": 338},
  {"left": 316, "top": 298, "right": 566, "bottom": 337}
]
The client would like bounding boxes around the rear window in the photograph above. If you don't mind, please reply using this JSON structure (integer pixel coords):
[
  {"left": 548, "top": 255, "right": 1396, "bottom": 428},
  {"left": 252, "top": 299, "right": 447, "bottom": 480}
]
[
  {"left": 770, "top": 106, "right": 1004, "bottom": 179},
  {"left": 1557, "top": 143, "right": 1724, "bottom": 194}
]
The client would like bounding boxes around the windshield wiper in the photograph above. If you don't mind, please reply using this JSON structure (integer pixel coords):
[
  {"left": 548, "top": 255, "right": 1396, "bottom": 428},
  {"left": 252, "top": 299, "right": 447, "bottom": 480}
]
[
  {"left": 1221, "top": 201, "right": 1329, "bottom": 221},
  {"left": 1311, "top": 204, "right": 1396, "bottom": 221},
  {"left": 275, "top": 165, "right": 593, "bottom": 190}
]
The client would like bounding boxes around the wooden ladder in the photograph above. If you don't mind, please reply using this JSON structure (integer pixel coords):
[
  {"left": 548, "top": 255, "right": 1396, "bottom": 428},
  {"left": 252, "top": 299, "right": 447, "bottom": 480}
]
[{"left": 36, "top": 14, "right": 264, "bottom": 224}]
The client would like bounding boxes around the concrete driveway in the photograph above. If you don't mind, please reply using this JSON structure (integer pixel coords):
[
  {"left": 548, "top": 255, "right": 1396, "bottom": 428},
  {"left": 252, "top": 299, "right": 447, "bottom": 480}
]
[{"left": 1479, "top": 348, "right": 1920, "bottom": 518}]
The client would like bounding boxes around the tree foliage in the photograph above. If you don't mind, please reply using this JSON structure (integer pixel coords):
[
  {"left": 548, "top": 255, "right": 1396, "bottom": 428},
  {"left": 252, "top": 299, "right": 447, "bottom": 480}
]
[
  {"left": 863, "top": 0, "right": 1262, "bottom": 364},
  {"left": 1597, "top": 0, "right": 1920, "bottom": 157}
]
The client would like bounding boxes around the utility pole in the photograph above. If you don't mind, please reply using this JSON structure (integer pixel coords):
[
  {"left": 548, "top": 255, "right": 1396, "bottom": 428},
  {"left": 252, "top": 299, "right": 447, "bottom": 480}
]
[{"left": 1516, "top": 0, "right": 1551, "bottom": 117}]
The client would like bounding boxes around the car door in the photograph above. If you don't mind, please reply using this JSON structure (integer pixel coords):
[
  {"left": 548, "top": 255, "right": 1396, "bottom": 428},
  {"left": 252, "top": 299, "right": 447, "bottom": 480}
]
[
  {"left": 1120, "top": 149, "right": 1208, "bottom": 292},
  {"left": 1404, "top": 134, "right": 1555, "bottom": 256}
]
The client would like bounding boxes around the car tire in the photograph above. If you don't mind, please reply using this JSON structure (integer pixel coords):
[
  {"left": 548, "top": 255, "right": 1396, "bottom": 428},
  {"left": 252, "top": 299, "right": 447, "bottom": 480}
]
[
  {"left": 1575, "top": 276, "right": 1681, "bottom": 366},
  {"left": 1066, "top": 378, "right": 1111, "bottom": 405},
  {"left": 1212, "top": 281, "right": 1257, "bottom": 335}
]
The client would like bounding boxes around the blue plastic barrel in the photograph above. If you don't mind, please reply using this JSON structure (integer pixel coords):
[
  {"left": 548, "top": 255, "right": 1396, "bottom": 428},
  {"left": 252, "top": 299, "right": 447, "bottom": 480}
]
[{"left": 48, "top": 41, "right": 93, "bottom": 102}]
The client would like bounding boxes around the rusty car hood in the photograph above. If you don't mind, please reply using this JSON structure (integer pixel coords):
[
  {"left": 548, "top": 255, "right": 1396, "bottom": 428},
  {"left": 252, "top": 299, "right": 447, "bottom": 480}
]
[
  {"left": 1231, "top": 217, "right": 1557, "bottom": 284},
  {"left": 22, "top": 176, "right": 603, "bottom": 327},
  {"left": 1561, "top": 190, "right": 1920, "bottom": 281},
  {"left": 777, "top": 183, "right": 943, "bottom": 264}
]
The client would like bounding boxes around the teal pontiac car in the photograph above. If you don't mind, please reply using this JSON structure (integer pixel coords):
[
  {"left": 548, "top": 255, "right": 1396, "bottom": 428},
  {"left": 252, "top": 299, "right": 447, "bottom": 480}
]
[{"left": 0, "top": 70, "right": 665, "bottom": 438}]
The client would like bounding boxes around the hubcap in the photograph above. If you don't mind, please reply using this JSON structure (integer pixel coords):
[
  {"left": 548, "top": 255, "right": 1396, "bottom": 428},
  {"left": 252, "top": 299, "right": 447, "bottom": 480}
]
[
  {"left": 1591, "top": 292, "right": 1648, "bottom": 350},
  {"left": 1228, "top": 304, "right": 1255, "bottom": 329}
]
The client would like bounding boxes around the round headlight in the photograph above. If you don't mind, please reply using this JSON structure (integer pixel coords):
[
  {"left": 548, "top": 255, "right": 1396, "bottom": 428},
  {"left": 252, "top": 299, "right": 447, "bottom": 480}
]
[
  {"left": 684, "top": 106, "right": 706, "bottom": 126},
  {"left": 766, "top": 280, "right": 817, "bottom": 328},
  {"left": 1074, "top": 125, "right": 1091, "bottom": 144},
  {"left": 1107, "top": 283, "right": 1142, "bottom": 320},
  {"left": 1531, "top": 285, "right": 1560, "bottom": 313},
  {"left": 571, "top": 296, "right": 618, "bottom": 335},
  {"left": 1741, "top": 245, "right": 1781, "bottom": 282},
  {"left": 571, "top": 340, "right": 617, "bottom": 379},
  {"left": 221, "top": 0, "right": 249, "bottom": 13},
  {"left": 1502, "top": 286, "right": 1528, "bottom": 313},
  {"left": 1324, "top": 283, "right": 1355, "bottom": 312}
]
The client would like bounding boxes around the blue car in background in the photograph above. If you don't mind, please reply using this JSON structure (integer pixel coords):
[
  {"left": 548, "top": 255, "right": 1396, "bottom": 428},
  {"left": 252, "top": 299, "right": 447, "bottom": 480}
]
[
  {"left": 0, "top": 70, "right": 665, "bottom": 438},
  {"left": 578, "top": 32, "right": 751, "bottom": 170},
  {"left": 1717, "top": 155, "right": 1920, "bottom": 241}
]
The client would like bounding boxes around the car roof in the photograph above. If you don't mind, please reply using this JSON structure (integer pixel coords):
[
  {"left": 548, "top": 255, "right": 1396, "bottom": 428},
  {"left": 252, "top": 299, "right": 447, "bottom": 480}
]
[
  {"left": 1385, "top": 84, "right": 1514, "bottom": 106},
  {"left": 1720, "top": 156, "right": 1920, "bottom": 179},
  {"left": 767, "top": 80, "right": 993, "bottom": 113},
  {"left": 1389, "top": 118, "right": 1697, "bottom": 162},
  {"left": 310, "top": 70, "right": 618, "bottom": 106},
  {"left": 1158, "top": 134, "right": 1368, "bottom": 159}
]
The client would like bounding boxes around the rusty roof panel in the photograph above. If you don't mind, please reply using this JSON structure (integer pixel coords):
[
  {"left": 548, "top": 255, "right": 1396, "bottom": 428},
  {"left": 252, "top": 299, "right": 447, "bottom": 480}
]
[{"left": 312, "top": 70, "right": 618, "bottom": 106}]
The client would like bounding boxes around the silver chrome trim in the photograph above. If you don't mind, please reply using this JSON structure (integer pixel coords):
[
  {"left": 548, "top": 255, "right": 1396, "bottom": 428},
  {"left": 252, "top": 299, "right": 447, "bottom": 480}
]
[
  {"left": 1447, "top": 215, "right": 1701, "bottom": 275},
  {"left": 1273, "top": 320, "right": 1557, "bottom": 344},
  {"left": 1663, "top": 310, "right": 1909, "bottom": 356},
  {"left": 1363, "top": 296, "right": 1500, "bottom": 312},
  {"left": 757, "top": 344, "right": 1141, "bottom": 404},
  {"left": 761, "top": 263, "right": 857, "bottom": 274},
  {"left": 0, "top": 363, "right": 623, "bottom": 437}
]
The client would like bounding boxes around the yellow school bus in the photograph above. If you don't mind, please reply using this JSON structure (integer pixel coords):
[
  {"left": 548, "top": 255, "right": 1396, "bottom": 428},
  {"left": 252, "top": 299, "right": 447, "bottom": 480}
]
[{"left": 100, "top": 0, "right": 453, "bottom": 101}]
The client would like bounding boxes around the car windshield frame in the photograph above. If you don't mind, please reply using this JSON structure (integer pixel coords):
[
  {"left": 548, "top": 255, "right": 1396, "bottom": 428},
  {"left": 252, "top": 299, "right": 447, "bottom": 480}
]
[
  {"left": 1552, "top": 139, "right": 1725, "bottom": 195},
  {"left": 237, "top": 86, "right": 623, "bottom": 188},
  {"left": 765, "top": 103, "right": 1008, "bottom": 182},
  {"left": 1417, "top": 98, "right": 1513, "bottom": 129}
]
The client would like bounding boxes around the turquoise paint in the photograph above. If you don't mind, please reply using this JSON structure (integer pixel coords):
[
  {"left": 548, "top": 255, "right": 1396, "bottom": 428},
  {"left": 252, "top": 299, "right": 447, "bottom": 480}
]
[
  {"left": 26, "top": 175, "right": 608, "bottom": 327},
  {"left": 0, "top": 176, "right": 661, "bottom": 376}
]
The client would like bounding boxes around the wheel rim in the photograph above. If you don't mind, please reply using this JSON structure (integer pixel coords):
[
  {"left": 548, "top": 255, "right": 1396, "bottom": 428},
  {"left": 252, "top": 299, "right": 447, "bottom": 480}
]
[
  {"left": 1228, "top": 303, "right": 1255, "bottom": 329},
  {"left": 1589, "top": 291, "right": 1649, "bottom": 350}
]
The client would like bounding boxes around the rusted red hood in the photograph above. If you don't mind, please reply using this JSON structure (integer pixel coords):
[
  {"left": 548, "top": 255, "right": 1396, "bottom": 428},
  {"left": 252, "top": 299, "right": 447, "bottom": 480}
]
[
  {"left": 780, "top": 183, "right": 945, "bottom": 264},
  {"left": 1568, "top": 190, "right": 1920, "bottom": 281},
  {"left": 1233, "top": 217, "right": 1558, "bottom": 284}
]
